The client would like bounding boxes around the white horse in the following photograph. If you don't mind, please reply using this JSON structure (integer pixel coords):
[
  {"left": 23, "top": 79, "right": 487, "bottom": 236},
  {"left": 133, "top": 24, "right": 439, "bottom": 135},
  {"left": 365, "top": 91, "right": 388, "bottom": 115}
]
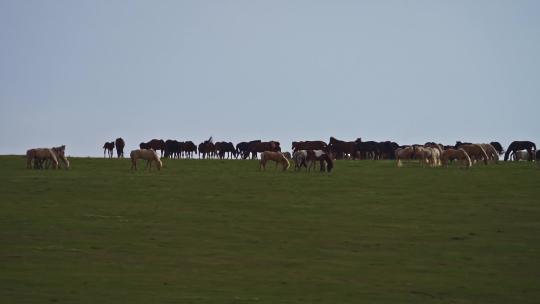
[{"left": 130, "top": 149, "right": 162, "bottom": 170}]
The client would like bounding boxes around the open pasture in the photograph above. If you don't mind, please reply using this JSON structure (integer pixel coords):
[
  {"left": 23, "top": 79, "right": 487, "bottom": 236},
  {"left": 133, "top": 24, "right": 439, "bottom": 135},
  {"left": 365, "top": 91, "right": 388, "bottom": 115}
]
[{"left": 1, "top": 156, "right": 539, "bottom": 303}]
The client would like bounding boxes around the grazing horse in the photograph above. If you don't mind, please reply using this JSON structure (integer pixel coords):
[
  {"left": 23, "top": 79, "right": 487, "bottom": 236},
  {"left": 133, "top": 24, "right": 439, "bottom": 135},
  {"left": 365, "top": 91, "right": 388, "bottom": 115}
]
[
  {"left": 504, "top": 141, "right": 536, "bottom": 162},
  {"left": 259, "top": 151, "right": 290, "bottom": 171},
  {"left": 306, "top": 150, "right": 334, "bottom": 172},
  {"left": 490, "top": 142, "right": 504, "bottom": 155},
  {"left": 130, "top": 149, "right": 162, "bottom": 170},
  {"left": 459, "top": 144, "right": 489, "bottom": 165},
  {"left": 115, "top": 138, "right": 125, "bottom": 158},
  {"left": 329, "top": 137, "right": 356, "bottom": 159},
  {"left": 395, "top": 146, "right": 415, "bottom": 167},
  {"left": 103, "top": 141, "right": 115, "bottom": 158},
  {"left": 52, "top": 145, "right": 70, "bottom": 169},
  {"left": 26, "top": 148, "right": 59, "bottom": 169},
  {"left": 480, "top": 143, "right": 499, "bottom": 163},
  {"left": 441, "top": 148, "right": 472, "bottom": 168}
]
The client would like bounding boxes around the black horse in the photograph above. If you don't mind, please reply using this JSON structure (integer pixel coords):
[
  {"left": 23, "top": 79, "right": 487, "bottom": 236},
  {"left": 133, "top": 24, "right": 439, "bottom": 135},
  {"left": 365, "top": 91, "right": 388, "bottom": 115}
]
[
  {"left": 490, "top": 142, "right": 504, "bottom": 155},
  {"left": 504, "top": 141, "right": 536, "bottom": 161}
]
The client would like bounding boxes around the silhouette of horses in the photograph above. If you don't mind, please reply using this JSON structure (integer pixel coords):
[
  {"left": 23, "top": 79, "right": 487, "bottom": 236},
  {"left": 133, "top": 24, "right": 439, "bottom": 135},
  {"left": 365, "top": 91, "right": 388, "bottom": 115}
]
[
  {"left": 198, "top": 137, "right": 216, "bottom": 159},
  {"left": 165, "top": 140, "right": 180, "bottom": 158},
  {"left": 504, "top": 141, "right": 536, "bottom": 161},
  {"left": 215, "top": 142, "right": 236, "bottom": 159},
  {"left": 139, "top": 139, "right": 165, "bottom": 156},
  {"left": 103, "top": 141, "right": 115, "bottom": 158},
  {"left": 355, "top": 138, "right": 381, "bottom": 160},
  {"left": 181, "top": 141, "right": 197, "bottom": 158},
  {"left": 115, "top": 138, "right": 125, "bottom": 158},
  {"left": 247, "top": 141, "right": 280, "bottom": 159}
]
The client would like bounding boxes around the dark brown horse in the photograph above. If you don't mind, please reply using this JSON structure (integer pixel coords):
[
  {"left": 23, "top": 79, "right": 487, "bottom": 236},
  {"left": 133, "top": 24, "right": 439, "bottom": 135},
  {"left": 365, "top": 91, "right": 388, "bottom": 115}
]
[
  {"left": 115, "top": 138, "right": 125, "bottom": 158},
  {"left": 198, "top": 137, "right": 216, "bottom": 159},
  {"left": 103, "top": 141, "right": 115, "bottom": 158},
  {"left": 247, "top": 141, "right": 281, "bottom": 159},
  {"left": 328, "top": 137, "right": 356, "bottom": 159},
  {"left": 292, "top": 141, "right": 327, "bottom": 153},
  {"left": 140, "top": 139, "right": 166, "bottom": 156},
  {"left": 504, "top": 141, "right": 536, "bottom": 161}
]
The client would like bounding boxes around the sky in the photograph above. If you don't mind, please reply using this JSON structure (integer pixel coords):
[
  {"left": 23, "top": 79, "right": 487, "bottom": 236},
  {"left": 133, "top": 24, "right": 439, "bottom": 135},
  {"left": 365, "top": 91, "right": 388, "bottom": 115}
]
[{"left": 1, "top": 0, "right": 539, "bottom": 156}]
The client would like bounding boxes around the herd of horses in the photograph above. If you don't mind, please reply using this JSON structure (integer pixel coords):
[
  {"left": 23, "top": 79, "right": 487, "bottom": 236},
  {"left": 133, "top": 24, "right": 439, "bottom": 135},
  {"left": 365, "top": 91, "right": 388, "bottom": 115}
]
[{"left": 25, "top": 137, "right": 538, "bottom": 172}]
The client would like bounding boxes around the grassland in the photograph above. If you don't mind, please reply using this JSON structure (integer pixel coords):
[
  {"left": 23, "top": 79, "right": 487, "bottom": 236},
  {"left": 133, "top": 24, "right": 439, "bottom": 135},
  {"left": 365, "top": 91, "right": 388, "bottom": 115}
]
[{"left": 0, "top": 155, "right": 539, "bottom": 303}]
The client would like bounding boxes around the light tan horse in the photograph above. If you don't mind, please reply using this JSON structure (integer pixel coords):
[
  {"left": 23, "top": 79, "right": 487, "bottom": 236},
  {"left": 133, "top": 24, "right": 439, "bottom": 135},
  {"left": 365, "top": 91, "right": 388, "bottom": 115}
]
[
  {"left": 441, "top": 148, "right": 472, "bottom": 168},
  {"left": 459, "top": 144, "right": 489, "bottom": 165},
  {"left": 395, "top": 146, "right": 415, "bottom": 167},
  {"left": 480, "top": 143, "right": 499, "bottom": 164},
  {"left": 52, "top": 145, "right": 70, "bottom": 169},
  {"left": 130, "top": 149, "right": 162, "bottom": 170},
  {"left": 26, "top": 148, "right": 59, "bottom": 169},
  {"left": 260, "top": 151, "right": 290, "bottom": 171}
]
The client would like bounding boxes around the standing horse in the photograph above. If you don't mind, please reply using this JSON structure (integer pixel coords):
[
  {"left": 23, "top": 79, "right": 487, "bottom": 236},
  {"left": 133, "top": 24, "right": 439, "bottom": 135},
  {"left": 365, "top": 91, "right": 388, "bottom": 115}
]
[
  {"left": 103, "top": 141, "right": 115, "bottom": 158},
  {"left": 130, "top": 149, "right": 162, "bottom": 170},
  {"left": 328, "top": 137, "right": 356, "bottom": 159},
  {"left": 504, "top": 141, "right": 536, "bottom": 162},
  {"left": 292, "top": 141, "right": 327, "bottom": 153},
  {"left": 293, "top": 150, "right": 308, "bottom": 170},
  {"left": 115, "top": 138, "right": 125, "bottom": 158},
  {"left": 259, "top": 151, "right": 290, "bottom": 171},
  {"left": 52, "top": 145, "right": 70, "bottom": 169},
  {"left": 248, "top": 141, "right": 280, "bottom": 159}
]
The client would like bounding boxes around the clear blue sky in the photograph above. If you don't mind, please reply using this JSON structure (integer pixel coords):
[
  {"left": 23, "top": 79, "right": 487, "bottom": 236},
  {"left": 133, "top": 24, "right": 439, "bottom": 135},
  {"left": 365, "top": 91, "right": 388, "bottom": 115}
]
[{"left": 1, "top": 0, "right": 539, "bottom": 156}]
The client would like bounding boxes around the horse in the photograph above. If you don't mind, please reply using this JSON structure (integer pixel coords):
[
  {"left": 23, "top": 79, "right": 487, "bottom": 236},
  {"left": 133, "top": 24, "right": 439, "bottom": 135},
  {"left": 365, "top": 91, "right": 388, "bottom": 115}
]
[
  {"left": 306, "top": 150, "right": 334, "bottom": 172},
  {"left": 378, "top": 141, "right": 399, "bottom": 159},
  {"left": 504, "top": 141, "right": 536, "bottom": 162},
  {"left": 259, "top": 151, "right": 290, "bottom": 171},
  {"left": 181, "top": 141, "right": 197, "bottom": 158},
  {"left": 103, "top": 141, "right": 115, "bottom": 158},
  {"left": 52, "top": 145, "right": 70, "bottom": 169},
  {"left": 115, "top": 138, "right": 125, "bottom": 158},
  {"left": 130, "top": 149, "right": 162, "bottom": 170},
  {"left": 395, "top": 146, "right": 415, "bottom": 167},
  {"left": 511, "top": 150, "right": 531, "bottom": 161},
  {"left": 198, "top": 137, "right": 216, "bottom": 159},
  {"left": 26, "top": 148, "right": 59, "bottom": 170},
  {"left": 215, "top": 142, "right": 236, "bottom": 159},
  {"left": 413, "top": 146, "right": 435, "bottom": 167},
  {"left": 248, "top": 141, "right": 280, "bottom": 159},
  {"left": 293, "top": 150, "right": 308, "bottom": 170},
  {"left": 292, "top": 141, "right": 327, "bottom": 153},
  {"left": 140, "top": 139, "right": 166, "bottom": 156},
  {"left": 441, "top": 148, "right": 472, "bottom": 168},
  {"left": 480, "top": 143, "right": 499, "bottom": 163},
  {"left": 165, "top": 140, "right": 181, "bottom": 158},
  {"left": 355, "top": 139, "right": 381, "bottom": 160},
  {"left": 328, "top": 137, "right": 356, "bottom": 159},
  {"left": 490, "top": 142, "right": 504, "bottom": 155},
  {"left": 459, "top": 144, "right": 489, "bottom": 165},
  {"left": 282, "top": 152, "right": 292, "bottom": 159}
]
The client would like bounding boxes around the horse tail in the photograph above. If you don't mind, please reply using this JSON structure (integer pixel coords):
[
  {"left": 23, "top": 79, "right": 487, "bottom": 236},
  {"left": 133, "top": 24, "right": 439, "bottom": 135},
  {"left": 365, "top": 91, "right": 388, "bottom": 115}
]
[{"left": 459, "top": 148, "right": 472, "bottom": 168}]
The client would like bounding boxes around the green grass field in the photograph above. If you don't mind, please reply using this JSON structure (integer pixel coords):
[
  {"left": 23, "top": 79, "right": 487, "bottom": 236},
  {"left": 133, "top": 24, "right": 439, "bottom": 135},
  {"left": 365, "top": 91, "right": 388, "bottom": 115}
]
[{"left": 1, "top": 156, "right": 539, "bottom": 303}]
